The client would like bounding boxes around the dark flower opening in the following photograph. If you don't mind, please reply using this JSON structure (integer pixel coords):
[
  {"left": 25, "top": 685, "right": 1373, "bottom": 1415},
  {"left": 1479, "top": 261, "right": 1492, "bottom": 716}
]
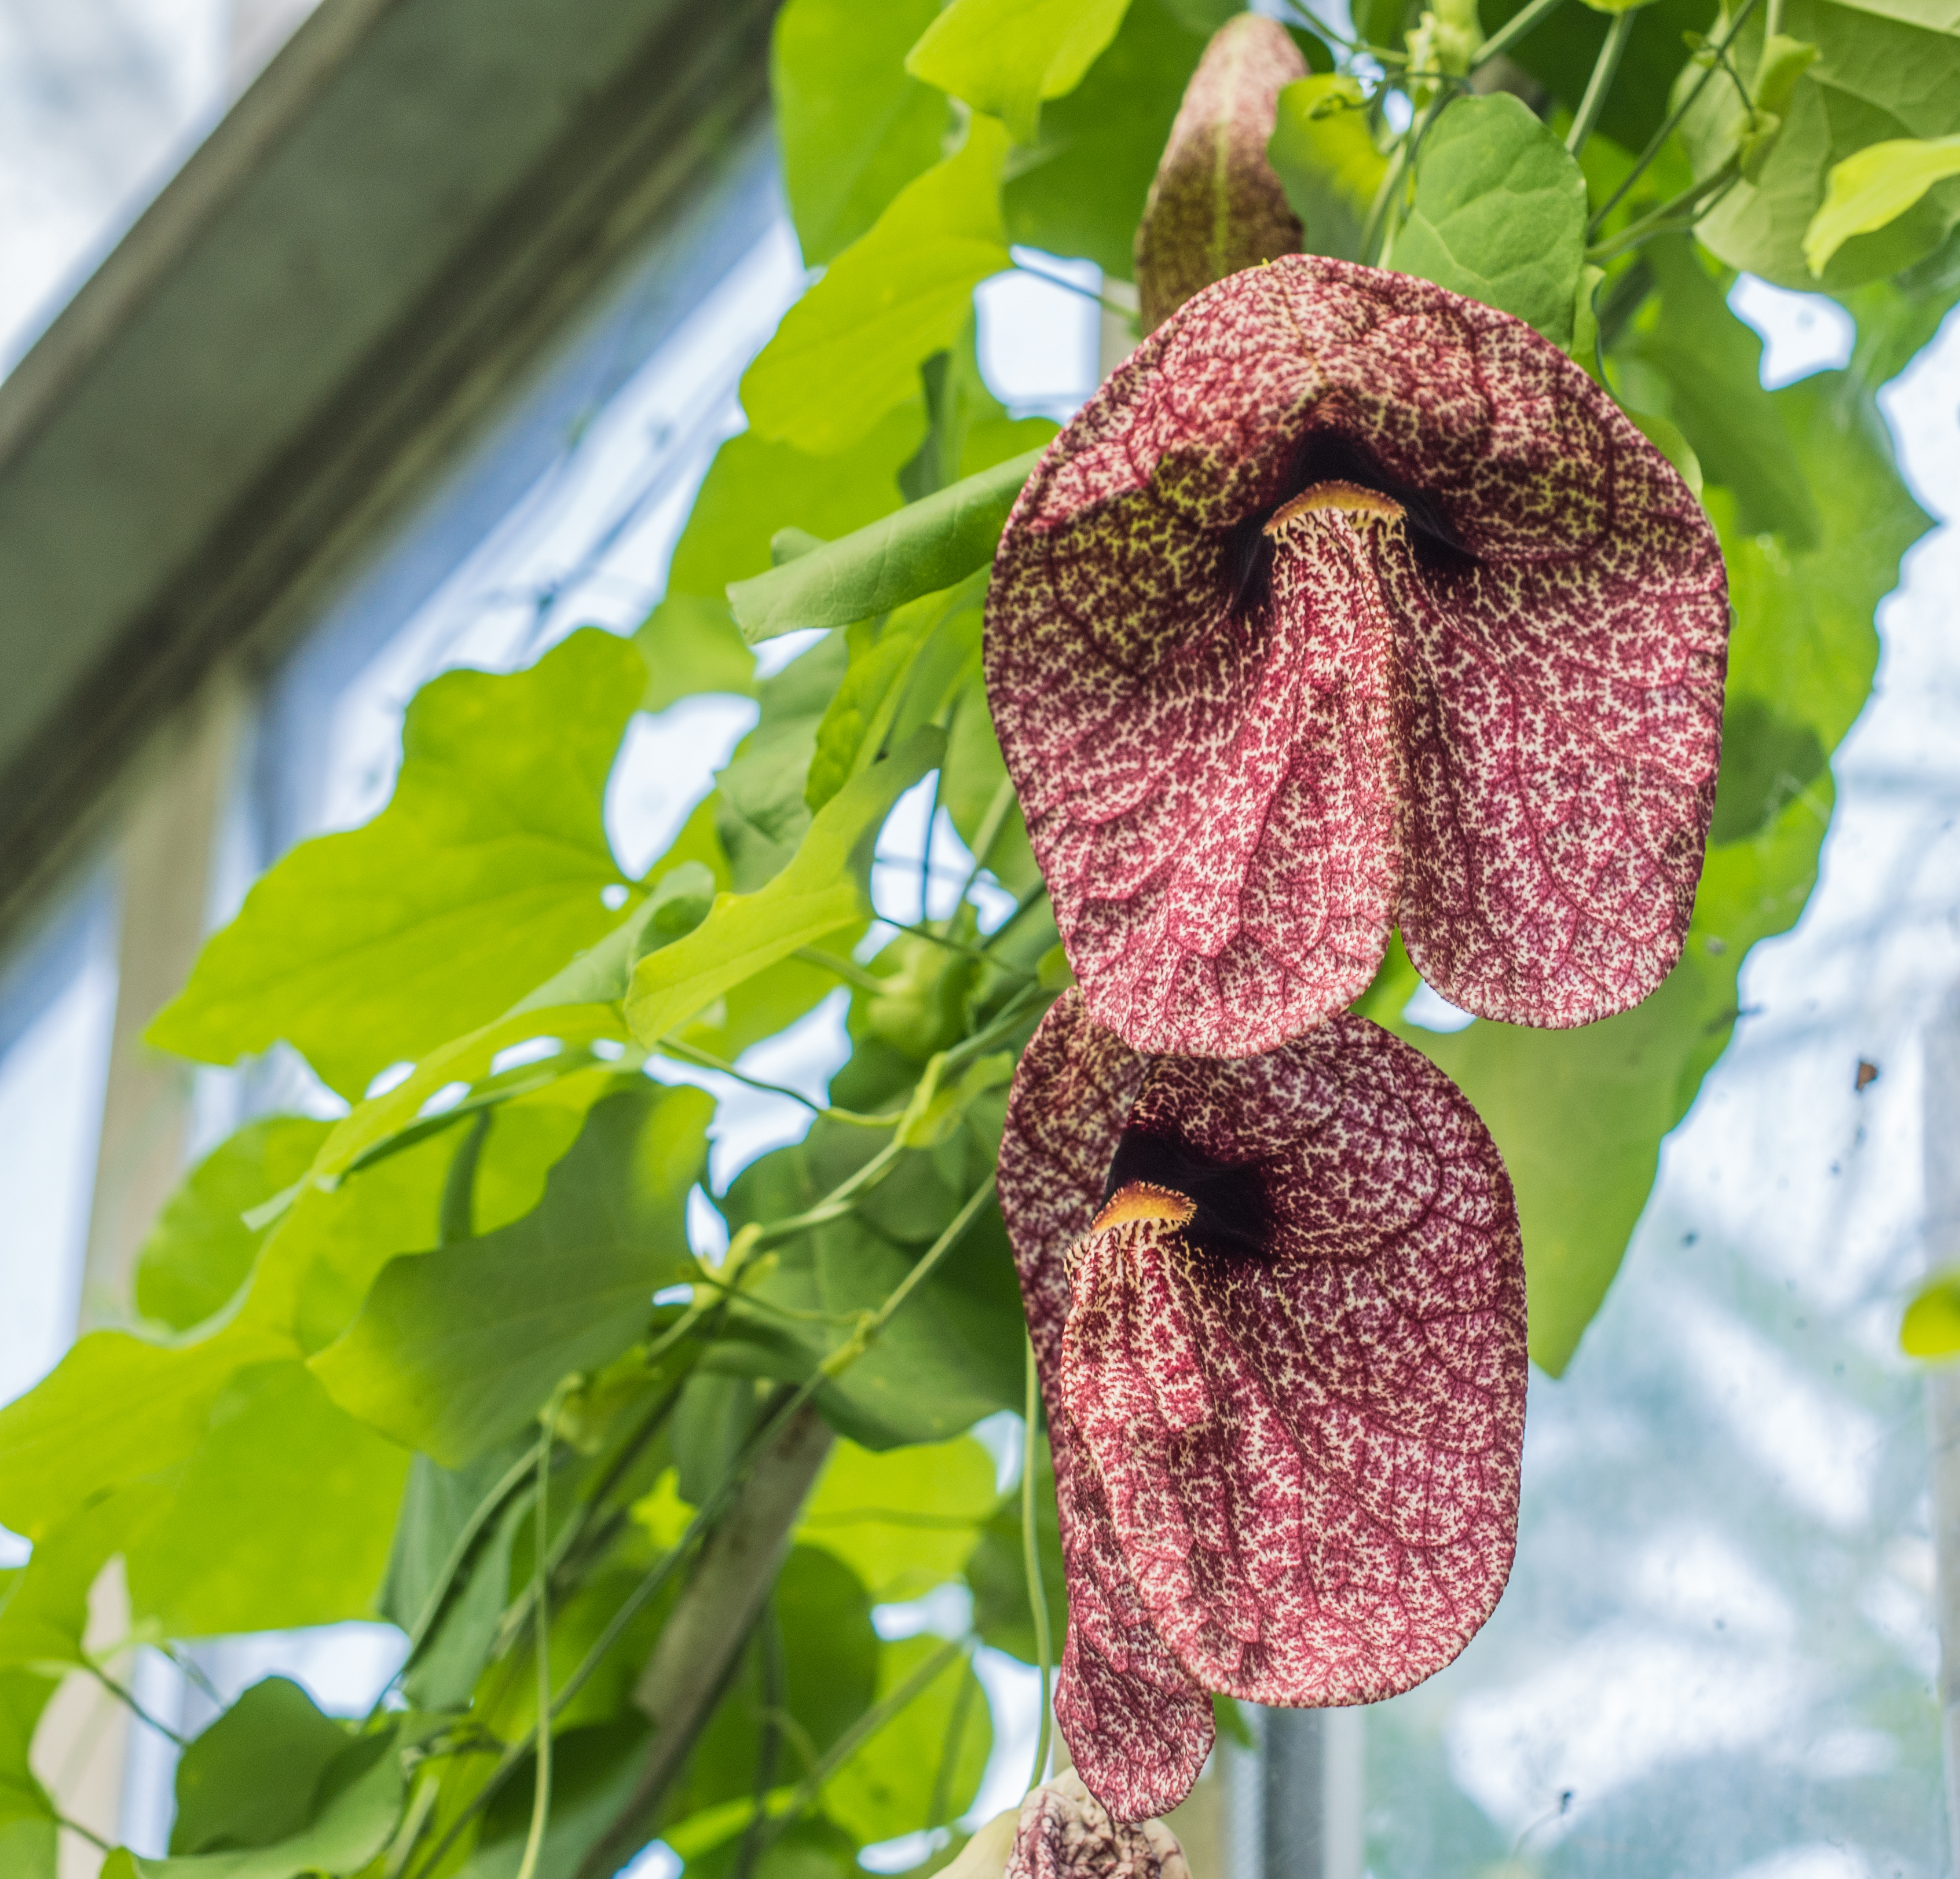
[{"left": 1100, "top": 1127, "right": 1273, "bottom": 1265}]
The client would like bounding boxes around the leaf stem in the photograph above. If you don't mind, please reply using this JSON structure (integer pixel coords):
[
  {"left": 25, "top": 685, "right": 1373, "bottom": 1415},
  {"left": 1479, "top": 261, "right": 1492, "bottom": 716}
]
[
  {"left": 1587, "top": 159, "right": 1739, "bottom": 261},
  {"left": 1022, "top": 1339, "right": 1054, "bottom": 1794},
  {"left": 1566, "top": 8, "right": 1636, "bottom": 156},
  {"left": 746, "top": 1638, "right": 968, "bottom": 1858},
  {"left": 792, "top": 946, "right": 888, "bottom": 995},
  {"left": 84, "top": 1662, "right": 186, "bottom": 1746},
  {"left": 951, "top": 774, "right": 1018, "bottom": 919}
]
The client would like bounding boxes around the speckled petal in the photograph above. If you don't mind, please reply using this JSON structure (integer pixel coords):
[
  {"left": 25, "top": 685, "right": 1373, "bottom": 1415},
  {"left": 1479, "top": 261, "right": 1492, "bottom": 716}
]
[
  {"left": 1005, "top": 1771, "right": 1193, "bottom": 1879},
  {"left": 984, "top": 256, "right": 1728, "bottom": 1056},
  {"left": 998, "top": 991, "right": 1527, "bottom": 1803},
  {"left": 1135, "top": 14, "right": 1306, "bottom": 334}
]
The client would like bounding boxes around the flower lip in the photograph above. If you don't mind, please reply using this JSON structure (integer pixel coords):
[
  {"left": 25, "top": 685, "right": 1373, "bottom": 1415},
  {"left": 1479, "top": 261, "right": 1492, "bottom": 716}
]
[
  {"left": 1099, "top": 1126, "right": 1272, "bottom": 1263},
  {"left": 1222, "top": 428, "right": 1472, "bottom": 621},
  {"left": 1090, "top": 1180, "right": 1197, "bottom": 1233}
]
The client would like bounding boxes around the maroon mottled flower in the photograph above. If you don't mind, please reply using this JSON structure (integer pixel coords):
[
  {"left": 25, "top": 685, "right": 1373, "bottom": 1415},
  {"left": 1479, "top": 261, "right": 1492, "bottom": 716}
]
[
  {"left": 984, "top": 256, "right": 1728, "bottom": 1058},
  {"left": 1008, "top": 1771, "right": 1192, "bottom": 1879},
  {"left": 997, "top": 990, "right": 1526, "bottom": 1821},
  {"left": 1134, "top": 14, "right": 1306, "bottom": 335}
]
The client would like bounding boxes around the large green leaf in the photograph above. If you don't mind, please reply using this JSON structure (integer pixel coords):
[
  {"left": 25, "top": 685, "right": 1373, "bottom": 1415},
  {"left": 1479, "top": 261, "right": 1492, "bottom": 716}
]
[
  {"left": 797, "top": 1437, "right": 1000, "bottom": 1600},
  {"left": 1680, "top": 0, "right": 1960, "bottom": 288},
  {"left": 774, "top": 0, "right": 948, "bottom": 264},
  {"left": 1001, "top": 0, "right": 1213, "bottom": 278},
  {"left": 148, "top": 630, "right": 644, "bottom": 1100},
  {"left": 312, "top": 1083, "right": 709, "bottom": 1465},
  {"left": 1269, "top": 76, "right": 1390, "bottom": 263},
  {"left": 728, "top": 453, "right": 1039, "bottom": 646},
  {"left": 107, "top": 1719, "right": 402, "bottom": 1879},
  {"left": 1368, "top": 365, "right": 1928, "bottom": 1373},
  {"left": 0, "top": 1323, "right": 287, "bottom": 1541},
  {"left": 820, "top": 1638, "right": 991, "bottom": 1844},
  {"left": 717, "top": 634, "right": 851, "bottom": 892},
  {"left": 807, "top": 574, "right": 986, "bottom": 814},
  {"left": 0, "top": 1668, "right": 58, "bottom": 1879},
  {"left": 380, "top": 1441, "right": 534, "bottom": 1711},
  {"left": 904, "top": 0, "right": 1133, "bottom": 142},
  {"left": 170, "top": 1677, "right": 353, "bottom": 1856},
  {"left": 741, "top": 120, "right": 1013, "bottom": 456},
  {"left": 134, "top": 1117, "right": 334, "bottom": 1333},
  {"left": 626, "top": 727, "right": 945, "bottom": 1045},
  {"left": 1392, "top": 93, "right": 1588, "bottom": 349},
  {"left": 712, "top": 1123, "right": 1025, "bottom": 1448},
  {"left": 128, "top": 1361, "right": 408, "bottom": 1637},
  {"left": 899, "top": 317, "right": 1058, "bottom": 504},
  {"left": 1615, "top": 236, "right": 1824, "bottom": 546},
  {"left": 665, "top": 406, "right": 927, "bottom": 603},
  {"left": 631, "top": 596, "right": 757, "bottom": 713}
]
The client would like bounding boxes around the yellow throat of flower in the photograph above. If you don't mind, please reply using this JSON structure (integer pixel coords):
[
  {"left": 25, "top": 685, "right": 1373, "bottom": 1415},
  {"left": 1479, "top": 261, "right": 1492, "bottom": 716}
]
[{"left": 1265, "top": 480, "right": 1406, "bottom": 533}]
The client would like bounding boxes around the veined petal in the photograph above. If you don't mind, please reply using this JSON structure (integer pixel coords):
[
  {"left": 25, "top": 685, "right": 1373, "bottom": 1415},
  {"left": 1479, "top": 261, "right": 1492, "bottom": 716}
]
[{"left": 1005, "top": 1770, "right": 1193, "bottom": 1879}]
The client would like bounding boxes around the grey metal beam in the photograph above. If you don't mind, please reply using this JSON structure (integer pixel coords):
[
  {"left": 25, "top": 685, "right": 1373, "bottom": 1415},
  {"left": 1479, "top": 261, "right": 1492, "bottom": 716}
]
[{"left": 0, "top": 0, "right": 777, "bottom": 946}]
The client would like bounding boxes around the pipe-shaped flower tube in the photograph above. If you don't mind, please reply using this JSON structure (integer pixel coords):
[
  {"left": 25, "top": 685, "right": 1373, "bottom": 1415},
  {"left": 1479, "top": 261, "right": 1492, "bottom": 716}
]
[
  {"left": 984, "top": 256, "right": 1728, "bottom": 1058},
  {"left": 997, "top": 990, "right": 1527, "bottom": 1821}
]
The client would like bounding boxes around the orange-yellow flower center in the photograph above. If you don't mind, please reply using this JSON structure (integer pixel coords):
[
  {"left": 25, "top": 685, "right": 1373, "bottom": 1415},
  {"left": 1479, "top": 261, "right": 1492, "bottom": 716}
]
[
  {"left": 1264, "top": 479, "right": 1405, "bottom": 533},
  {"left": 1091, "top": 1181, "right": 1199, "bottom": 1233}
]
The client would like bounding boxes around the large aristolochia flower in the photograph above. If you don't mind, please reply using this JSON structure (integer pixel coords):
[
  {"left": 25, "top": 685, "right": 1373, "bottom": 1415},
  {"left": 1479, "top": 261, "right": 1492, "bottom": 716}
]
[
  {"left": 998, "top": 990, "right": 1527, "bottom": 1820},
  {"left": 984, "top": 257, "right": 1728, "bottom": 1058}
]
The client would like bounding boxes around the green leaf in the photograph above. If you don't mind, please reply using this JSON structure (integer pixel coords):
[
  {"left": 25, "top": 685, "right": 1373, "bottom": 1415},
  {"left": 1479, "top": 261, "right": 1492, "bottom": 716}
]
[
  {"left": 311, "top": 1083, "right": 710, "bottom": 1464},
  {"left": 1001, "top": 0, "right": 1214, "bottom": 278},
  {"left": 0, "top": 1486, "right": 167, "bottom": 1673},
  {"left": 741, "top": 119, "right": 1013, "bottom": 456},
  {"left": 1391, "top": 93, "right": 1588, "bottom": 348},
  {"left": 1806, "top": 133, "right": 1960, "bottom": 271},
  {"left": 665, "top": 404, "right": 929, "bottom": 603},
  {"left": 134, "top": 1116, "right": 334, "bottom": 1332},
  {"left": 965, "top": 1437, "right": 1066, "bottom": 1664},
  {"left": 774, "top": 0, "right": 950, "bottom": 263},
  {"left": 1903, "top": 1270, "right": 1960, "bottom": 1357},
  {"left": 797, "top": 1437, "right": 1001, "bottom": 1600},
  {"left": 1679, "top": 0, "right": 1960, "bottom": 289},
  {"left": 714, "top": 1128, "right": 1024, "bottom": 1448},
  {"left": 127, "top": 1361, "right": 409, "bottom": 1637},
  {"left": 109, "top": 1722, "right": 402, "bottom": 1879},
  {"left": 148, "top": 629, "right": 644, "bottom": 1100},
  {"left": 822, "top": 1638, "right": 991, "bottom": 1844},
  {"left": 632, "top": 596, "right": 756, "bottom": 713},
  {"left": 0, "top": 1668, "right": 59, "bottom": 1879},
  {"left": 1614, "top": 236, "right": 1823, "bottom": 546},
  {"left": 458, "top": 1717, "right": 653, "bottom": 1879},
  {"left": 1378, "top": 364, "right": 1928, "bottom": 1373},
  {"left": 729, "top": 452, "right": 1039, "bottom": 646},
  {"left": 900, "top": 318, "right": 1058, "bottom": 504},
  {"left": 1268, "top": 76, "right": 1390, "bottom": 263},
  {"left": 717, "top": 633, "right": 850, "bottom": 892},
  {"left": 626, "top": 727, "right": 946, "bottom": 1045},
  {"left": 381, "top": 1442, "right": 533, "bottom": 1710},
  {"left": 904, "top": 0, "right": 1134, "bottom": 143},
  {"left": 0, "top": 1323, "right": 288, "bottom": 1542},
  {"left": 170, "top": 1677, "right": 353, "bottom": 1856},
  {"left": 806, "top": 574, "right": 986, "bottom": 815},
  {"left": 660, "top": 1545, "right": 880, "bottom": 1831}
]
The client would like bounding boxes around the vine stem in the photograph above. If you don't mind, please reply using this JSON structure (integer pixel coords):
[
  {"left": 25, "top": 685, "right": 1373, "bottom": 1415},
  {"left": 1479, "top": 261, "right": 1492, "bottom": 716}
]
[
  {"left": 1566, "top": 7, "right": 1637, "bottom": 156},
  {"left": 514, "top": 1409, "right": 560, "bottom": 1879},
  {"left": 1470, "top": 0, "right": 1567, "bottom": 71},
  {"left": 1586, "top": 0, "right": 1762, "bottom": 233},
  {"left": 1022, "top": 1339, "right": 1054, "bottom": 1793}
]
